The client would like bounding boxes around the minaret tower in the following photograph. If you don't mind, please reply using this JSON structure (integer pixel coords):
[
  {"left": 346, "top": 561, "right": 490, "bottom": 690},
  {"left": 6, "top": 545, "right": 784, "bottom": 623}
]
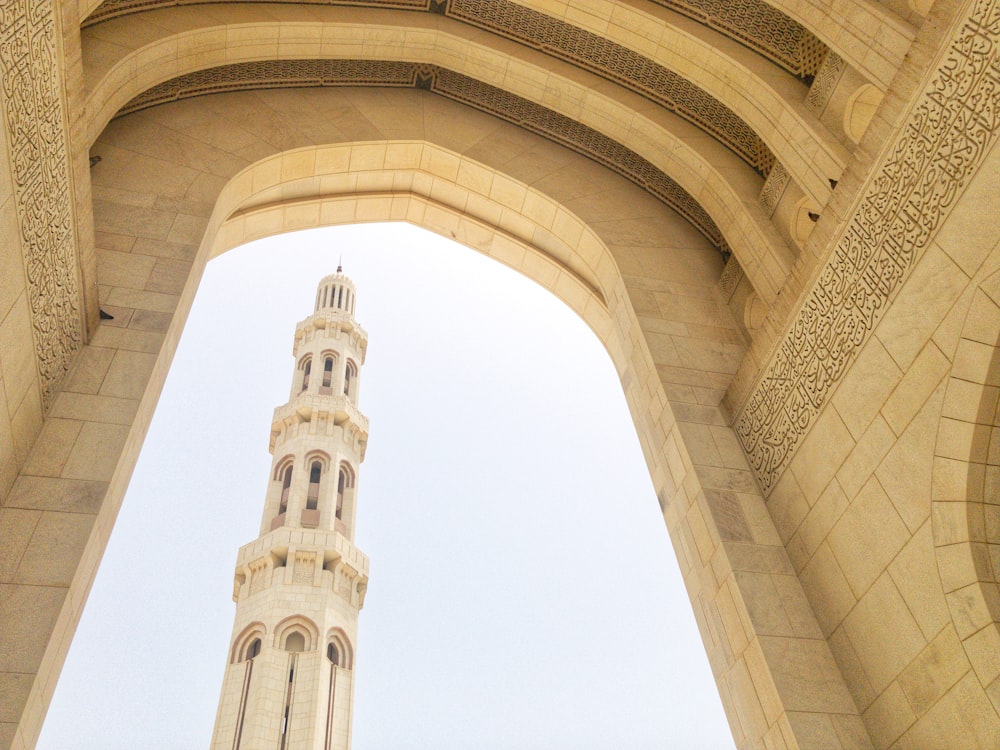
[{"left": 212, "top": 269, "right": 370, "bottom": 750}]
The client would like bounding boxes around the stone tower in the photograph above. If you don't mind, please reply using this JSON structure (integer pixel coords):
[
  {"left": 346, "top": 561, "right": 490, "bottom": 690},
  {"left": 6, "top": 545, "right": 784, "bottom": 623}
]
[{"left": 211, "top": 269, "right": 370, "bottom": 750}]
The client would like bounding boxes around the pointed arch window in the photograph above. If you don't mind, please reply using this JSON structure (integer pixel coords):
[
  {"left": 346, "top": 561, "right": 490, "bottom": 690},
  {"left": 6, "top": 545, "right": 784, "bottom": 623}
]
[
  {"left": 321, "top": 356, "right": 334, "bottom": 394},
  {"left": 284, "top": 631, "right": 306, "bottom": 653},
  {"left": 336, "top": 464, "right": 354, "bottom": 521},
  {"left": 278, "top": 465, "right": 293, "bottom": 515},
  {"left": 307, "top": 462, "right": 321, "bottom": 511},
  {"left": 300, "top": 357, "right": 312, "bottom": 392},
  {"left": 245, "top": 638, "right": 261, "bottom": 661}
]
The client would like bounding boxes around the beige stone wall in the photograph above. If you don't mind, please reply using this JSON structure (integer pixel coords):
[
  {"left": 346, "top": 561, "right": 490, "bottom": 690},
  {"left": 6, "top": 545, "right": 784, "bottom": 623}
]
[{"left": 2, "top": 0, "right": 1000, "bottom": 748}]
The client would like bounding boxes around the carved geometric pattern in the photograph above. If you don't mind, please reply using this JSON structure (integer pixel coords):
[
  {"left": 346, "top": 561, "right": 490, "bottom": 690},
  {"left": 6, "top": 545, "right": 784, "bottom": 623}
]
[
  {"left": 90, "top": 0, "right": 777, "bottom": 177},
  {"left": 719, "top": 256, "right": 744, "bottom": 300},
  {"left": 758, "top": 161, "right": 790, "bottom": 216},
  {"left": 118, "top": 59, "right": 424, "bottom": 115},
  {"left": 647, "top": 0, "right": 827, "bottom": 79},
  {"left": 447, "top": 0, "right": 775, "bottom": 176},
  {"left": 84, "top": 0, "right": 431, "bottom": 25},
  {"left": 736, "top": 0, "right": 1000, "bottom": 493},
  {"left": 83, "top": 0, "right": 826, "bottom": 84},
  {"left": 0, "top": 0, "right": 83, "bottom": 407},
  {"left": 806, "top": 51, "right": 846, "bottom": 114},
  {"left": 116, "top": 60, "right": 730, "bottom": 255}
]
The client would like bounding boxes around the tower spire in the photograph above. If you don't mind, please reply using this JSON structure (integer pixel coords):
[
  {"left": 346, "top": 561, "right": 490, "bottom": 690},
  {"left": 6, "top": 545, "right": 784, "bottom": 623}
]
[{"left": 211, "top": 272, "right": 370, "bottom": 750}]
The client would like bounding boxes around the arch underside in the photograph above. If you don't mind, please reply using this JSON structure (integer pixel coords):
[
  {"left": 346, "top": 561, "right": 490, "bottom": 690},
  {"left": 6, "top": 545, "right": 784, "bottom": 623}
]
[{"left": 8, "top": 0, "right": 1000, "bottom": 749}]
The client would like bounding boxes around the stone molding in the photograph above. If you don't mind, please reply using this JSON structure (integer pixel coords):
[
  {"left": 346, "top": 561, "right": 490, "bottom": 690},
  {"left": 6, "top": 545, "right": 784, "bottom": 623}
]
[
  {"left": 88, "top": 0, "right": 781, "bottom": 177},
  {"left": 83, "top": 0, "right": 826, "bottom": 82},
  {"left": 0, "top": 0, "right": 83, "bottom": 407},
  {"left": 117, "top": 59, "right": 731, "bottom": 256},
  {"left": 648, "top": 0, "right": 827, "bottom": 80},
  {"left": 735, "top": 0, "right": 1000, "bottom": 494}
]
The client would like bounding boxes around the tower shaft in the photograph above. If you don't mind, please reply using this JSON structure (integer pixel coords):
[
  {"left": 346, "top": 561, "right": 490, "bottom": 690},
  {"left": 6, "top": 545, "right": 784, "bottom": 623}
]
[{"left": 212, "top": 272, "right": 370, "bottom": 750}]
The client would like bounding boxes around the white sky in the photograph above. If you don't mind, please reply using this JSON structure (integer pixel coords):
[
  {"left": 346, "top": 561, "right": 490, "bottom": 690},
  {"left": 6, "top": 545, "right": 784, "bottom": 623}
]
[{"left": 38, "top": 223, "right": 735, "bottom": 749}]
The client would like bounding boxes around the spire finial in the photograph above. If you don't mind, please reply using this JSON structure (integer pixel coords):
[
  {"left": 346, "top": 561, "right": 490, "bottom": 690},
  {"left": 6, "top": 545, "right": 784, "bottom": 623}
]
[{"left": 337, "top": 254, "right": 343, "bottom": 274}]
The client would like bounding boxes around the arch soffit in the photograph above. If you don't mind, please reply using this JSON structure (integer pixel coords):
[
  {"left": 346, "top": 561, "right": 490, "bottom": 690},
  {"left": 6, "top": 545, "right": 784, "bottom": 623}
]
[
  {"left": 79, "top": 3, "right": 847, "bottom": 204},
  {"left": 932, "top": 270, "right": 1000, "bottom": 711},
  {"left": 77, "top": 0, "right": 903, "bottom": 92},
  {"left": 203, "top": 142, "right": 620, "bottom": 339},
  {"left": 84, "top": 23, "right": 793, "bottom": 302}
]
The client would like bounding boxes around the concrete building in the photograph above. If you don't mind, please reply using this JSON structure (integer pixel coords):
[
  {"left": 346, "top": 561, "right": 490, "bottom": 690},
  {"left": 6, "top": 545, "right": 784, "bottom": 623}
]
[
  {"left": 211, "top": 270, "right": 368, "bottom": 750},
  {"left": 0, "top": 1, "right": 998, "bottom": 748}
]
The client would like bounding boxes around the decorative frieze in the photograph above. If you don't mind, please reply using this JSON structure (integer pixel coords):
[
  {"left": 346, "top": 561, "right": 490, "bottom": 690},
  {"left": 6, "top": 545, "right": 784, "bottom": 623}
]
[
  {"left": 117, "top": 60, "right": 730, "bottom": 255},
  {"left": 448, "top": 0, "right": 774, "bottom": 175},
  {"left": 758, "top": 161, "right": 790, "bottom": 216},
  {"left": 84, "top": 0, "right": 827, "bottom": 84},
  {"left": 806, "top": 51, "right": 846, "bottom": 115},
  {"left": 648, "top": 0, "right": 828, "bottom": 79},
  {"left": 0, "top": 0, "right": 83, "bottom": 407},
  {"left": 736, "top": 0, "right": 1000, "bottom": 493},
  {"left": 719, "top": 256, "right": 744, "bottom": 300}
]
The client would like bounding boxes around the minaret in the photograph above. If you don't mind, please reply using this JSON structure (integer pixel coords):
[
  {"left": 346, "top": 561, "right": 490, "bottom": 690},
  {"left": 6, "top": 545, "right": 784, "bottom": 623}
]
[{"left": 211, "top": 268, "right": 370, "bottom": 750}]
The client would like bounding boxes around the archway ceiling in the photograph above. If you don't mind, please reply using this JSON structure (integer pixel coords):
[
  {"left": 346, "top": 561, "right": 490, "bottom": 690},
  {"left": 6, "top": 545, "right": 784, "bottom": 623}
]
[
  {"left": 79, "top": 0, "right": 912, "bottom": 91},
  {"left": 78, "top": 5, "right": 849, "bottom": 301},
  {"left": 81, "top": 1, "right": 849, "bottom": 196}
]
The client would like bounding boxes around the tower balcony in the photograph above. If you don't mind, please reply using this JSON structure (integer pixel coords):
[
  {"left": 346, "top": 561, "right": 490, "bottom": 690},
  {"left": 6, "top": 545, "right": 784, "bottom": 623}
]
[
  {"left": 294, "top": 309, "right": 368, "bottom": 354},
  {"left": 270, "top": 392, "right": 369, "bottom": 444}
]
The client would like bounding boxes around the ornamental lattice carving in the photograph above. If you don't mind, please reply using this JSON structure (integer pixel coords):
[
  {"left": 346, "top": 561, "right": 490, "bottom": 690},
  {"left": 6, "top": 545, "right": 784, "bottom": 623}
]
[
  {"left": 648, "top": 0, "right": 827, "bottom": 79},
  {"left": 806, "top": 52, "right": 845, "bottom": 114},
  {"left": 116, "top": 60, "right": 729, "bottom": 254},
  {"left": 448, "top": 0, "right": 774, "bottom": 176},
  {"left": 735, "top": 0, "right": 1000, "bottom": 493},
  {"left": 719, "top": 256, "right": 743, "bottom": 300},
  {"left": 0, "top": 0, "right": 83, "bottom": 407},
  {"left": 118, "top": 59, "right": 424, "bottom": 115},
  {"left": 84, "top": 0, "right": 431, "bottom": 25},
  {"left": 759, "top": 161, "right": 789, "bottom": 216}
]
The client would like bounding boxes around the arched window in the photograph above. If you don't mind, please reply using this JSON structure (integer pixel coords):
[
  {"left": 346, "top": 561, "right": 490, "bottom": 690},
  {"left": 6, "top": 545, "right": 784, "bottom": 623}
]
[
  {"left": 326, "top": 630, "right": 353, "bottom": 669},
  {"left": 279, "top": 464, "right": 292, "bottom": 515},
  {"left": 322, "top": 356, "right": 334, "bottom": 391},
  {"left": 245, "top": 638, "right": 261, "bottom": 661},
  {"left": 284, "top": 631, "right": 306, "bottom": 653},
  {"left": 307, "top": 462, "right": 321, "bottom": 511},
  {"left": 344, "top": 360, "right": 357, "bottom": 397},
  {"left": 300, "top": 357, "right": 311, "bottom": 392}
]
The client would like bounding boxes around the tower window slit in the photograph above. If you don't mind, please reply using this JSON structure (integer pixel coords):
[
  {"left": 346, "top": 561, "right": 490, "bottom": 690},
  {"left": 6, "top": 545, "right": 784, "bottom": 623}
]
[
  {"left": 336, "top": 470, "right": 346, "bottom": 520},
  {"left": 321, "top": 357, "right": 333, "bottom": 392},
  {"left": 279, "top": 465, "right": 292, "bottom": 515},
  {"left": 301, "top": 359, "right": 311, "bottom": 392},
  {"left": 307, "top": 462, "right": 321, "bottom": 510}
]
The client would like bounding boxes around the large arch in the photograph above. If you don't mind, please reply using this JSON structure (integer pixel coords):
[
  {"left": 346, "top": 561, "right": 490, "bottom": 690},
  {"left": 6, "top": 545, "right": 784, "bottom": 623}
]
[
  {"left": 5, "top": 0, "right": 1000, "bottom": 747},
  {"left": 6, "top": 84, "right": 858, "bottom": 748}
]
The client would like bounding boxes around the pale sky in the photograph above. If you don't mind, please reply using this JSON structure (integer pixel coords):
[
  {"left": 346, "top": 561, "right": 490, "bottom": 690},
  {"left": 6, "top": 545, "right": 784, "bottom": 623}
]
[{"left": 38, "top": 223, "right": 735, "bottom": 749}]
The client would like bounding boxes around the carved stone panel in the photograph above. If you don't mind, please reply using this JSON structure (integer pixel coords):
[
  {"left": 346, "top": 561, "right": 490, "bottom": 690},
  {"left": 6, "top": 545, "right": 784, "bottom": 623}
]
[
  {"left": 735, "top": 0, "right": 1000, "bottom": 493},
  {"left": 0, "top": 0, "right": 83, "bottom": 408}
]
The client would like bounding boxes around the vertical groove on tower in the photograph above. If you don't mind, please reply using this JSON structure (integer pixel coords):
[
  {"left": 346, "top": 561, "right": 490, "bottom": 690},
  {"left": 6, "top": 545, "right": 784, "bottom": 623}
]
[{"left": 211, "top": 270, "right": 371, "bottom": 750}]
